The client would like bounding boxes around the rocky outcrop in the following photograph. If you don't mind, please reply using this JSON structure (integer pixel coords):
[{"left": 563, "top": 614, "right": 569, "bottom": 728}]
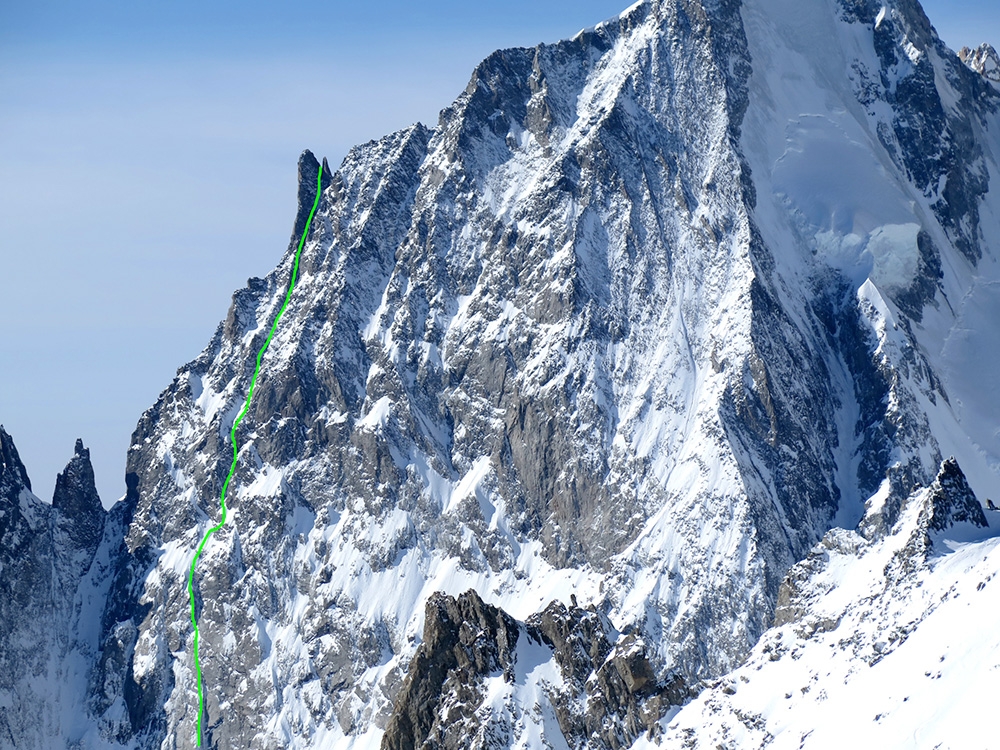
[
  {"left": 0, "top": 425, "right": 31, "bottom": 496},
  {"left": 528, "top": 601, "right": 688, "bottom": 749},
  {"left": 53, "top": 439, "right": 107, "bottom": 567},
  {"left": 0, "top": 427, "right": 54, "bottom": 747},
  {"left": 382, "top": 590, "right": 686, "bottom": 750},
  {"left": 927, "top": 457, "right": 988, "bottom": 532},
  {"left": 0, "top": 425, "right": 44, "bottom": 586},
  {"left": 0, "top": 430, "right": 110, "bottom": 749},
  {"left": 382, "top": 590, "right": 519, "bottom": 750}
]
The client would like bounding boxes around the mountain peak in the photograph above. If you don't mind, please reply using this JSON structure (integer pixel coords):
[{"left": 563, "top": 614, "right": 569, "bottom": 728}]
[
  {"left": 52, "top": 439, "right": 105, "bottom": 551},
  {"left": 959, "top": 43, "right": 1000, "bottom": 82},
  {"left": 0, "top": 424, "right": 32, "bottom": 495},
  {"left": 927, "top": 457, "right": 989, "bottom": 533},
  {"left": 4, "top": 0, "right": 1000, "bottom": 746},
  {"left": 291, "top": 149, "right": 335, "bottom": 248}
]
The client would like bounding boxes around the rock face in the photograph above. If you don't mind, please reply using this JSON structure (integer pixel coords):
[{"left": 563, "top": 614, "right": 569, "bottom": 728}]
[
  {"left": 927, "top": 457, "right": 989, "bottom": 532},
  {"left": 382, "top": 590, "right": 519, "bottom": 750},
  {"left": 0, "top": 429, "right": 112, "bottom": 749},
  {"left": 0, "top": 425, "right": 39, "bottom": 598},
  {"left": 526, "top": 602, "right": 688, "bottom": 749},
  {"left": 382, "top": 590, "right": 686, "bottom": 750},
  {"left": 3, "top": 0, "right": 1000, "bottom": 747},
  {"left": 53, "top": 439, "right": 107, "bottom": 560}
]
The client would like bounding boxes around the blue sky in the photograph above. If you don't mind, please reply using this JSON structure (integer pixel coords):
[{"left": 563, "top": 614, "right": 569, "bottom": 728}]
[{"left": 1, "top": 0, "right": 997, "bottom": 506}]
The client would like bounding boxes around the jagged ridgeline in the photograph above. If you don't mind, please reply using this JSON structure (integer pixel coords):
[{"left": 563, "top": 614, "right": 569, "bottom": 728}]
[{"left": 2, "top": 0, "right": 999, "bottom": 747}]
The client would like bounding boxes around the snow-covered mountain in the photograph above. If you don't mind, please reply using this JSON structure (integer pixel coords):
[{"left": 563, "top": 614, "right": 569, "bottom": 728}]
[
  {"left": 2, "top": 0, "right": 999, "bottom": 747},
  {"left": 649, "top": 460, "right": 997, "bottom": 748}
]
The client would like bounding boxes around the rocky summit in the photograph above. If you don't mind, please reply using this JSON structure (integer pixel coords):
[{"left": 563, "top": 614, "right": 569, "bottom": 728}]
[
  {"left": 960, "top": 42, "right": 1000, "bottom": 83},
  {"left": 2, "top": 0, "right": 999, "bottom": 747}
]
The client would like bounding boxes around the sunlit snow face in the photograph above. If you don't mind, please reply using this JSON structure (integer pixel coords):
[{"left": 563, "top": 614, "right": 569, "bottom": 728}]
[{"left": 772, "top": 114, "right": 921, "bottom": 291}]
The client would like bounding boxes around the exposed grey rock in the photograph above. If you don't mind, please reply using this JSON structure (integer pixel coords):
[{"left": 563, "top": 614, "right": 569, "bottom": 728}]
[
  {"left": 0, "top": 425, "right": 31, "bottom": 494},
  {"left": 381, "top": 591, "right": 685, "bottom": 750},
  {"left": 527, "top": 601, "right": 688, "bottom": 749},
  {"left": 382, "top": 590, "right": 519, "bottom": 750},
  {"left": 54, "top": 439, "right": 106, "bottom": 561},
  {"left": 0, "top": 427, "right": 54, "bottom": 745}
]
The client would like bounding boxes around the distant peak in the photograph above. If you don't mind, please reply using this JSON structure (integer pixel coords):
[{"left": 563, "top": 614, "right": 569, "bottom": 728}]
[
  {"left": 53, "top": 439, "right": 104, "bottom": 523},
  {"left": 959, "top": 43, "right": 1000, "bottom": 82},
  {"left": 0, "top": 424, "right": 32, "bottom": 493}
]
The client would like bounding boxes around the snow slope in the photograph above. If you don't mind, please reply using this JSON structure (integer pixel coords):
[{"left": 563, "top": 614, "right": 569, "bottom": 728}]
[{"left": 653, "top": 467, "right": 999, "bottom": 749}]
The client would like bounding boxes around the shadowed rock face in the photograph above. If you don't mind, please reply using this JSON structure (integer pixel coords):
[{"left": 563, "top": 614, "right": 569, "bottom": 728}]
[
  {"left": 927, "top": 457, "right": 988, "bottom": 532},
  {"left": 0, "top": 427, "right": 48, "bottom": 748},
  {"left": 0, "top": 426, "right": 47, "bottom": 638},
  {"left": 0, "top": 430, "right": 110, "bottom": 749},
  {"left": 382, "top": 590, "right": 687, "bottom": 750},
  {"left": 0, "top": 425, "right": 31, "bottom": 495},
  {"left": 54, "top": 439, "right": 106, "bottom": 554}
]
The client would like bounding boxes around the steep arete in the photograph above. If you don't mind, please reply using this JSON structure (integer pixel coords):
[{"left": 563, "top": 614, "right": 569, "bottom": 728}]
[{"left": 2, "top": 0, "right": 999, "bottom": 747}]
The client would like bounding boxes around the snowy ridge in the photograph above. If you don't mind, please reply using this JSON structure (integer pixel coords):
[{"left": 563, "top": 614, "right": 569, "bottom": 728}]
[
  {"left": 960, "top": 43, "right": 1000, "bottom": 85},
  {"left": 652, "top": 462, "right": 999, "bottom": 749}
]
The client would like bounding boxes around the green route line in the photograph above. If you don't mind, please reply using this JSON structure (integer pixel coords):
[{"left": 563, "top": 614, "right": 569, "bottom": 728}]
[{"left": 186, "top": 162, "right": 324, "bottom": 747}]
